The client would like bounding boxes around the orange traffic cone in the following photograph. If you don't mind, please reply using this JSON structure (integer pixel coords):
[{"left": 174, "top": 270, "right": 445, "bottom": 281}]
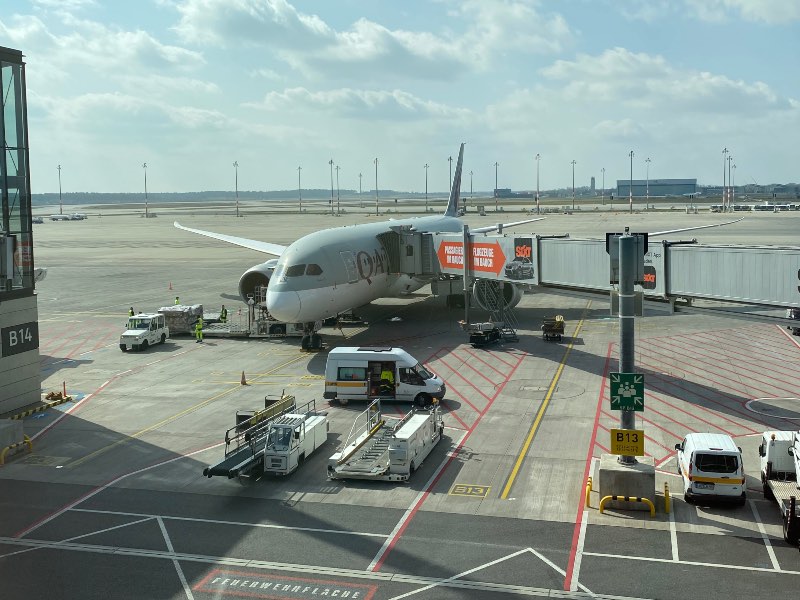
[
  {"left": 241, "top": 371, "right": 248, "bottom": 386},
  {"left": 168, "top": 281, "right": 173, "bottom": 290}
]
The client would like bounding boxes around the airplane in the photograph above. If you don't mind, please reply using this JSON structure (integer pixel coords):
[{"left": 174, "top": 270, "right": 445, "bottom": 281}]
[{"left": 175, "top": 144, "right": 545, "bottom": 349}]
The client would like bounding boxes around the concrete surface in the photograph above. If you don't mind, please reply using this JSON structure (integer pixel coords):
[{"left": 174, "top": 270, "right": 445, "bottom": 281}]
[{"left": 598, "top": 454, "right": 656, "bottom": 511}]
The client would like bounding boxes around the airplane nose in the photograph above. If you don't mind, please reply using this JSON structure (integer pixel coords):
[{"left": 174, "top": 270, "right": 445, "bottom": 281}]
[{"left": 266, "top": 289, "right": 301, "bottom": 322}]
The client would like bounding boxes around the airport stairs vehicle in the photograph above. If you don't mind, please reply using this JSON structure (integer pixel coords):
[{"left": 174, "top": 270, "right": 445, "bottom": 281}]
[{"left": 472, "top": 279, "right": 519, "bottom": 342}]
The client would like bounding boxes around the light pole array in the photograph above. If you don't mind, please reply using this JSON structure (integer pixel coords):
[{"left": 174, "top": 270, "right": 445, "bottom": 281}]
[
  {"left": 359, "top": 172, "right": 363, "bottom": 208},
  {"left": 571, "top": 160, "right": 576, "bottom": 210},
  {"left": 601, "top": 166, "right": 605, "bottom": 206},
  {"left": 727, "top": 154, "right": 733, "bottom": 212},
  {"left": 57, "top": 164, "right": 63, "bottom": 215},
  {"left": 628, "top": 150, "right": 634, "bottom": 213},
  {"left": 335, "top": 164, "right": 341, "bottom": 215},
  {"left": 142, "top": 162, "right": 148, "bottom": 219},
  {"left": 424, "top": 163, "right": 429, "bottom": 213},
  {"left": 374, "top": 157, "right": 379, "bottom": 216},
  {"left": 494, "top": 161, "right": 499, "bottom": 212},
  {"left": 297, "top": 166, "right": 302, "bottom": 212},
  {"left": 329, "top": 159, "right": 334, "bottom": 216},
  {"left": 645, "top": 157, "right": 651, "bottom": 210},
  {"left": 732, "top": 163, "right": 736, "bottom": 206},
  {"left": 535, "top": 153, "right": 540, "bottom": 214},
  {"left": 722, "top": 147, "right": 728, "bottom": 211},
  {"left": 233, "top": 160, "right": 239, "bottom": 217}
]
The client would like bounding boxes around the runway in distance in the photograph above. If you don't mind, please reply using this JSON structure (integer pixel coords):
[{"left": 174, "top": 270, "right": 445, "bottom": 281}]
[{"left": 175, "top": 144, "right": 545, "bottom": 348}]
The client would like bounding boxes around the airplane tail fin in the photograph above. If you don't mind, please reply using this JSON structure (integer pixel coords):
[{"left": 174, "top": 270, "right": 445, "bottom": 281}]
[{"left": 444, "top": 143, "right": 465, "bottom": 217}]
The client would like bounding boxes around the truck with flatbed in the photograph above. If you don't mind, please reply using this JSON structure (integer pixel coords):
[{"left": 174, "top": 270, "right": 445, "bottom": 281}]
[
  {"left": 758, "top": 430, "right": 800, "bottom": 546},
  {"left": 119, "top": 313, "right": 169, "bottom": 352}
]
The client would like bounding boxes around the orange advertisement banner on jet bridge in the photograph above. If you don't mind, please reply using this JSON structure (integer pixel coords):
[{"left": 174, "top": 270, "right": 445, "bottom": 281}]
[{"left": 436, "top": 241, "right": 506, "bottom": 275}]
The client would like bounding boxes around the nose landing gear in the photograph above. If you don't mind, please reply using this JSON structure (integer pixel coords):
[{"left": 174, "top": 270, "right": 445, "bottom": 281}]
[{"left": 300, "top": 322, "right": 323, "bottom": 351}]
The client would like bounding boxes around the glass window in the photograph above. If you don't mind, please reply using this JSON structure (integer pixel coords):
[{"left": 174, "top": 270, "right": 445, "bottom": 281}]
[
  {"left": 306, "top": 264, "right": 323, "bottom": 276},
  {"left": 338, "top": 366, "right": 367, "bottom": 381},
  {"left": 285, "top": 264, "right": 306, "bottom": 277},
  {"left": 694, "top": 453, "right": 739, "bottom": 474},
  {"left": 413, "top": 363, "right": 433, "bottom": 380}
]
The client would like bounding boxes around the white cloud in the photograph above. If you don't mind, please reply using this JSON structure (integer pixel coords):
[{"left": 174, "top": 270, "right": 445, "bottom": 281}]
[{"left": 686, "top": 0, "right": 800, "bottom": 23}]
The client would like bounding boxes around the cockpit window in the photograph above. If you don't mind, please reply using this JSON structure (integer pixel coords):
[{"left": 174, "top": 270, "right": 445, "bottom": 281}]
[
  {"left": 306, "top": 264, "right": 323, "bottom": 276},
  {"left": 272, "top": 265, "right": 284, "bottom": 279},
  {"left": 285, "top": 264, "right": 306, "bottom": 277}
]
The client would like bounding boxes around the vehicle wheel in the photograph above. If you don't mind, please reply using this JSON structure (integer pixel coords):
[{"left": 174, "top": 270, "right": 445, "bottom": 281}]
[
  {"left": 410, "top": 460, "right": 416, "bottom": 473},
  {"left": 120, "top": 346, "right": 128, "bottom": 352},
  {"left": 783, "top": 514, "right": 799, "bottom": 545},
  {"left": 414, "top": 394, "right": 430, "bottom": 408},
  {"left": 300, "top": 335, "right": 310, "bottom": 350},
  {"left": 684, "top": 493, "right": 693, "bottom": 505},
  {"left": 310, "top": 333, "right": 322, "bottom": 349},
  {"left": 737, "top": 493, "right": 746, "bottom": 507},
  {"left": 763, "top": 477, "right": 774, "bottom": 500},
  {"left": 160, "top": 334, "right": 166, "bottom": 344},
  {"left": 141, "top": 340, "right": 149, "bottom": 351}
]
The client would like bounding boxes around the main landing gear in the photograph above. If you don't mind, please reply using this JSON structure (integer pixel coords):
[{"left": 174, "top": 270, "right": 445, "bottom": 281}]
[{"left": 300, "top": 322, "right": 323, "bottom": 351}]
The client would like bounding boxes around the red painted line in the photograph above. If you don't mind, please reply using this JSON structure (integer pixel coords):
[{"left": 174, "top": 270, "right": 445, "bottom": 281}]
[
  {"left": 89, "top": 327, "right": 119, "bottom": 352},
  {"left": 40, "top": 323, "right": 94, "bottom": 363},
  {"left": 695, "top": 326, "right": 800, "bottom": 362},
  {"left": 643, "top": 378, "right": 759, "bottom": 435},
  {"left": 62, "top": 322, "right": 111, "bottom": 361},
  {"left": 564, "top": 343, "right": 612, "bottom": 592},
  {"left": 480, "top": 348, "right": 517, "bottom": 369},
  {"left": 435, "top": 356, "right": 493, "bottom": 403},
  {"left": 645, "top": 391, "right": 738, "bottom": 437},
  {"left": 776, "top": 324, "right": 800, "bottom": 349},
  {"left": 440, "top": 379, "right": 483, "bottom": 414},
  {"left": 646, "top": 336, "right": 800, "bottom": 395},
  {"left": 371, "top": 351, "right": 526, "bottom": 572},
  {"left": 440, "top": 399, "right": 470, "bottom": 430},
  {"left": 594, "top": 441, "right": 611, "bottom": 454},
  {"left": 459, "top": 346, "right": 511, "bottom": 378},
  {"left": 451, "top": 352, "right": 504, "bottom": 388}
]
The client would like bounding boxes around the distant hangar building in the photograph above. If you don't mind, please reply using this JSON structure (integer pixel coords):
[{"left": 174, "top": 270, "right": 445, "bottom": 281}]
[{"left": 616, "top": 178, "right": 697, "bottom": 197}]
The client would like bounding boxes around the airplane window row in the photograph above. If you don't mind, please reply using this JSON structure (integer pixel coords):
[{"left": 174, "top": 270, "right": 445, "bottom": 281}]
[{"left": 284, "top": 264, "right": 324, "bottom": 277}]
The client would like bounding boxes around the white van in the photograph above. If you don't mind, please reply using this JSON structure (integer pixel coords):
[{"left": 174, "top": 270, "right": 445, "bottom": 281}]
[
  {"left": 323, "top": 346, "right": 445, "bottom": 406},
  {"left": 119, "top": 313, "right": 169, "bottom": 352},
  {"left": 675, "top": 433, "right": 746, "bottom": 506}
]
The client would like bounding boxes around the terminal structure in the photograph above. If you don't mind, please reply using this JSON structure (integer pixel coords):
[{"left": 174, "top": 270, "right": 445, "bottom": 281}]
[{"left": 0, "top": 46, "right": 39, "bottom": 415}]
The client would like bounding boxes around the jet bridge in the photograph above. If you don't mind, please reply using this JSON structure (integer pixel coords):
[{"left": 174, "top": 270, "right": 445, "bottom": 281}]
[{"left": 386, "top": 229, "right": 800, "bottom": 323}]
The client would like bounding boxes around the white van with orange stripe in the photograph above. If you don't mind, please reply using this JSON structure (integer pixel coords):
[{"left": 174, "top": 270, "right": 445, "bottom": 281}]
[{"left": 675, "top": 433, "right": 746, "bottom": 506}]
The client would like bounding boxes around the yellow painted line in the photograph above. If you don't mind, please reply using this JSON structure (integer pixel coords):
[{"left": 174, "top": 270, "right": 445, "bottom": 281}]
[
  {"left": 68, "top": 354, "right": 307, "bottom": 469},
  {"left": 500, "top": 303, "right": 590, "bottom": 500}
]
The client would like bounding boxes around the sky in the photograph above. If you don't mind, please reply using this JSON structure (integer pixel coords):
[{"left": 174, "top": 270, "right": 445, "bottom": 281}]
[{"left": 1, "top": 0, "right": 799, "bottom": 194}]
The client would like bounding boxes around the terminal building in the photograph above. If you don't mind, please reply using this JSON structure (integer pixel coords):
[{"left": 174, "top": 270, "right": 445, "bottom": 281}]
[
  {"left": 0, "top": 46, "right": 40, "bottom": 414},
  {"left": 616, "top": 178, "right": 697, "bottom": 197}
]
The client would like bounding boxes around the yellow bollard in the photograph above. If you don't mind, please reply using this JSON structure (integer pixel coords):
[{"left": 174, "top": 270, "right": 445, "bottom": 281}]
[{"left": 585, "top": 476, "right": 593, "bottom": 508}]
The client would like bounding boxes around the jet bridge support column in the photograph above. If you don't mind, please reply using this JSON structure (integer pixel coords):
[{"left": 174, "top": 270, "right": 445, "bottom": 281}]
[
  {"left": 618, "top": 232, "right": 636, "bottom": 465},
  {"left": 462, "top": 224, "right": 470, "bottom": 324}
]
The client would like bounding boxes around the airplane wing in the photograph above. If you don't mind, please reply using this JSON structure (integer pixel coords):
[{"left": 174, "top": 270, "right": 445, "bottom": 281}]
[
  {"left": 174, "top": 222, "right": 287, "bottom": 256},
  {"left": 471, "top": 217, "right": 546, "bottom": 234},
  {"left": 650, "top": 217, "right": 744, "bottom": 237}
]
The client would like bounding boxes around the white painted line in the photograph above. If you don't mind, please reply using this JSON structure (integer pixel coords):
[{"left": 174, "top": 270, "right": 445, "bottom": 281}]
[
  {"left": 16, "top": 442, "right": 223, "bottom": 538},
  {"left": 158, "top": 517, "right": 195, "bottom": 600},
  {"left": 71, "top": 508, "right": 388, "bottom": 539},
  {"left": 570, "top": 511, "right": 590, "bottom": 593},
  {"left": 527, "top": 546, "right": 592, "bottom": 596},
  {"left": 749, "top": 499, "right": 781, "bottom": 572},
  {"left": 582, "top": 551, "right": 800, "bottom": 575},
  {"left": 0, "top": 516, "right": 154, "bottom": 559},
  {"left": 656, "top": 454, "right": 675, "bottom": 469},
  {"left": 387, "top": 548, "right": 530, "bottom": 600},
  {"left": 0, "top": 536, "right": 644, "bottom": 599},
  {"left": 668, "top": 498, "right": 679, "bottom": 562},
  {"left": 776, "top": 323, "right": 800, "bottom": 348},
  {"left": 366, "top": 429, "right": 467, "bottom": 571}
]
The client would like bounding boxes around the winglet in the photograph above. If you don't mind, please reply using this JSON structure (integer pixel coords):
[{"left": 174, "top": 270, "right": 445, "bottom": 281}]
[{"left": 444, "top": 143, "right": 465, "bottom": 217}]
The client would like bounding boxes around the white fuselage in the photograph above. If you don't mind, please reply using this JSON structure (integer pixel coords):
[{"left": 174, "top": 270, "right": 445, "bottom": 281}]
[{"left": 266, "top": 215, "right": 463, "bottom": 323}]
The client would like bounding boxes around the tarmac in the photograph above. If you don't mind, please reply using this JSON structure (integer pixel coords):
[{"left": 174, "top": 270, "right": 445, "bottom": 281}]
[{"left": 1, "top": 202, "right": 799, "bottom": 600}]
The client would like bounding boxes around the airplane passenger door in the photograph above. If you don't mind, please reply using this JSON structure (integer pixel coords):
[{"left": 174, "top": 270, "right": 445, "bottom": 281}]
[{"left": 340, "top": 251, "right": 359, "bottom": 283}]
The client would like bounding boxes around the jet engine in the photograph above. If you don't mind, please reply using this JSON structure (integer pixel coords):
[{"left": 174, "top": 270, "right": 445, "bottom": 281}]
[
  {"left": 238, "top": 259, "right": 279, "bottom": 303},
  {"left": 472, "top": 279, "right": 523, "bottom": 311}
]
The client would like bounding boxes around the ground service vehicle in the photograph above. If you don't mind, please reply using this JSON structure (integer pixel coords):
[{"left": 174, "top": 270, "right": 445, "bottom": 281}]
[
  {"left": 675, "top": 433, "right": 746, "bottom": 506},
  {"left": 261, "top": 400, "right": 328, "bottom": 476},
  {"left": 119, "top": 313, "right": 169, "bottom": 352},
  {"left": 759, "top": 430, "right": 800, "bottom": 545},
  {"left": 787, "top": 308, "right": 800, "bottom": 336},
  {"left": 328, "top": 400, "right": 444, "bottom": 482},
  {"left": 323, "top": 346, "right": 445, "bottom": 406},
  {"left": 541, "top": 315, "right": 565, "bottom": 341}
]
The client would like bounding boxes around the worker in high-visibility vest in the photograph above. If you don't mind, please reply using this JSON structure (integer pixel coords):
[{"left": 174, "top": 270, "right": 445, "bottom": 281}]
[
  {"left": 380, "top": 367, "right": 394, "bottom": 395},
  {"left": 195, "top": 317, "right": 204, "bottom": 343},
  {"left": 128, "top": 307, "right": 135, "bottom": 317},
  {"left": 220, "top": 305, "right": 228, "bottom": 323},
  {"left": 174, "top": 296, "right": 180, "bottom": 305}
]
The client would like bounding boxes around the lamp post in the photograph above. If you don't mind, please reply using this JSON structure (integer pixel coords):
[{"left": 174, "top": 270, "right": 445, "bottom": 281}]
[
  {"left": 329, "top": 159, "right": 334, "bottom": 216},
  {"left": 570, "top": 160, "right": 576, "bottom": 210},
  {"left": 57, "top": 164, "right": 63, "bottom": 215},
  {"left": 535, "top": 153, "right": 540, "bottom": 214},
  {"left": 601, "top": 166, "right": 605, "bottom": 207},
  {"left": 732, "top": 163, "right": 736, "bottom": 206},
  {"left": 359, "top": 172, "right": 363, "bottom": 208},
  {"left": 142, "top": 162, "right": 148, "bottom": 218},
  {"left": 722, "top": 147, "right": 728, "bottom": 211},
  {"left": 335, "top": 164, "right": 340, "bottom": 215},
  {"left": 374, "top": 157, "right": 379, "bottom": 216},
  {"left": 297, "top": 166, "right": 302, "bottom": 212},
  {"left": 424, "top": 163, "right": 429, "bottom": 213},
  {"left": 233, "top": 160, "right": 239, "bottom": 218},
  {"left": 727, "top": 155, "right": 733, "bottom": 212},
  {"left": 628, "top": 150, "right": 634, "bottom": 213},
  {"left": 494, "top": 161, "right": 499, "bottom": 212},
  {"left": 448, "top": 156, "right": 453, "bottom": 193},
  {"left": 645, "top": 157, "right": 650, "bottom": 210}
]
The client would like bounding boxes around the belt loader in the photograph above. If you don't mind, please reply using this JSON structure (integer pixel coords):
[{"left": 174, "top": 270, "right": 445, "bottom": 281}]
[
  {"left": 203, "top": 395, "right": 328, "bottom": 481},
  {"left": 328, "top": 400, "right": 444, "bottom": 482},
  {"left": 759, "top": 430, "right": 800, "bottom": 546}
]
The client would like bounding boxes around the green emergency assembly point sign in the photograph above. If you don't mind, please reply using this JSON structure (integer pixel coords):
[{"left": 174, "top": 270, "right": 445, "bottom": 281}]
[{"left": 610, "top": 372, "right": 644, "bottom": 411}]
